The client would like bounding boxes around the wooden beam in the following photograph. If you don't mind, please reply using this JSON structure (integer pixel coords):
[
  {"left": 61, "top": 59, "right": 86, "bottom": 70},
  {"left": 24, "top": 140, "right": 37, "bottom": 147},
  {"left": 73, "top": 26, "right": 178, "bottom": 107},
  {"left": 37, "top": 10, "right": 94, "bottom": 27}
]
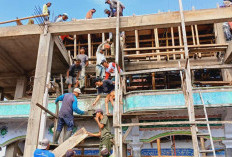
[
  {"left": 1, "top": 8, "right": 232, "bottom": 37},
  {"left": 0, "top": 73, "right": 21, "bottom": 80},
  {"left": 157, "top": 138, "right": 161, "bottom": 157},
  {"left": 124, "top": 43, "right": 228, "bottom": 51},
  {"left": 24, "top": 33, "right": 54, "bottom": 157},
  {"left": 117, "top": 121, "right": 232, "bottom": 127},
  {"left": 224, "top": 41, "right": 232, "bottom": 63},
  {"left": 74, "top": 35, "right": 77, "bottom": 58},
  {"left": 122, "top": 126, "right": 133, "bottom": 143},
  {"left": 0, "top": 14, "right": 48, "bottom": 25},
  {"left": 88, "top": 34, "right": 92, "bottom": 64},
  {"left": 36, "top": 103, "right": 58, "bottom": 119},
  {"left": 53, "top": 128, "right": 88, "bottom": 157},
  {"left": 154, "top": 28, "right": 160, "bottom": 61}
]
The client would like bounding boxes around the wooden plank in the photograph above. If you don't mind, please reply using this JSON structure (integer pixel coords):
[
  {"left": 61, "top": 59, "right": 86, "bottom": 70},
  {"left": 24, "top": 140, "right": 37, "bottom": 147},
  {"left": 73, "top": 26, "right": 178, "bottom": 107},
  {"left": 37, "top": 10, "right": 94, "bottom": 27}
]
[
  {"left": 0, "top": 14, "right": 48, "bottom": 25},
  {"left": 36, "top": 103, "right": 58, "bottom": 119},
  {"left": 157, "top": 139, "right": 161, "bottom": 157},
  {"left": 2, "top": 8, "right": 232, "bottom": 37},
  {"left": 178, "top": 0, "right": 199, "bottom": 155},
  {"left": 171, "top": 27, "right": 176, "bottom": 60},
  {"left": 24, "top": 33, "right": 54, "bottom": 157},
  {"left": 122, "top": 126, "right": 133, "bottom": 143},
  {"left": 121, "top": 67, "right": 183, "bottom": 76},
  {"left": 124, "top": 43, "right": 228, "bottom": 51},
  {"left": 178, "top": 26, "right": 184, "bottom": 59},
  {"left": 154, "top": 28, "right": 160, "bottom": 61},
  {"left": 135, "top": 30, "right": 140, "bottom": 62},
  {"left": 200, "top": 137, "right": 207, "bottom": 157},
  {"left": 88, "top": 34, "right": 92, "bottom": 64},
  {"left": 53, "top": 128, "right": 88, "bottom": 157},
  {"left": 117, "top": 121, "right": 232, "bottom": 127},
  {"left": 74, "top": 35, "right": 77, "bottom": 58},
  {"left": 224, "top": 41, "right": 232, "bottom": 63},
  {"left": 152, "top": 73, "right": 156, "bottom": 90}
]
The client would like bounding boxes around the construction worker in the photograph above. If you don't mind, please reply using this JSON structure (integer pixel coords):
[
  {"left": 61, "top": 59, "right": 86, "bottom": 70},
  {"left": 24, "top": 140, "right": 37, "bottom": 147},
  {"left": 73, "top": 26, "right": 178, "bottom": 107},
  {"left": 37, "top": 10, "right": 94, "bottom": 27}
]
[
  {"left": 76, "top": 47, "right": 89, "bottom": 90},
  {"left": 101, "top": 60, "right": 122, "bottom": 81},
  {"left": 96, "top": 41, "right": 111, "bottom": 79},
  {"left": 56, "top": 13, "right": 69, "bottom": 22},
  {"left": 66, "top": 59, "right": 82, "bottom": 93},
  {"left": 92, "top": 78, "right": 115, "bottom": 115},
  {"left": 53, "top": 88, "right": 85, "bottom": 144},
  {"left": 105, "top": 0, "right": 125, "bottom": 16},
  {"left": 34, "top": 139, "right": 55, "bottom": 157},
  {"left": 104, "top": 9, "right": 114, "bottom": 17},
  {"left": 87, "top": 109, "right": 112, "bottom": 157},
  {"left": 43, "top": 2, "right": 52, "bottom": 21},
  {"left": 86, "top": 8, "right": 96, "bottom": 19}
]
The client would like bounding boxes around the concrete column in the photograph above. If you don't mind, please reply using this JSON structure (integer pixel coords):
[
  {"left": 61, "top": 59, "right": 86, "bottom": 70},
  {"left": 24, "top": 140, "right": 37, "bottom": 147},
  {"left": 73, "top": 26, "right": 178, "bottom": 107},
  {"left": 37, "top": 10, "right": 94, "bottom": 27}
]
[
  {"left": 129, "top": 117, "right": 143, "bottom": 157},
  {"left": 222, "top": 108, "right": 232, "bottom": 157},
  {"left": 222, "top": 140, "right": 232, "bottom": 157},
  {"left": 130, "top": 143, "right": 143, "bottom": 157},
  {"left": 14, "top": 76, "right": 27, "bottom": 99}
]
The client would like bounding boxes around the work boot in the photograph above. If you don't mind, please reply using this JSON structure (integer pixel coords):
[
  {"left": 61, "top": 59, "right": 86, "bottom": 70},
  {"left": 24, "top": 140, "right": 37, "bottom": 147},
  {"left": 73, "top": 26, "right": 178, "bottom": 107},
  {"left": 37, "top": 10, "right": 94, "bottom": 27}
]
[
  {"left": 64, "top": 131, "right": 72, "bottom": 141},
  {"left": 53, "top": 131, "right": 61, "bottom": 144}
]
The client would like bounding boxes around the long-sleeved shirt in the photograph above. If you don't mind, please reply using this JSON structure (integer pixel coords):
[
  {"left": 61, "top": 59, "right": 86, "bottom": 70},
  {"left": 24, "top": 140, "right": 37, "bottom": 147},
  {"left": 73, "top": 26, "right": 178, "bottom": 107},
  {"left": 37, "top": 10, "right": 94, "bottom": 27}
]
[
  {"left": 96, "top": 41, "right": 107, "bottom": 65},
  {"left": 55, "top": 93, "right": 84, "bottom": 119}
]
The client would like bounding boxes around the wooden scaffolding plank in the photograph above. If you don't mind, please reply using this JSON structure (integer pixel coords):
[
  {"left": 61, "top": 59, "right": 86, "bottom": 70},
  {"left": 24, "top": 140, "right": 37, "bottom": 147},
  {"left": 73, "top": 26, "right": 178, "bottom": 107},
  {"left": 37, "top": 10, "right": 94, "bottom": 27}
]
[{"left": 53, "top": 128, "right": 88, "bottom": 157}]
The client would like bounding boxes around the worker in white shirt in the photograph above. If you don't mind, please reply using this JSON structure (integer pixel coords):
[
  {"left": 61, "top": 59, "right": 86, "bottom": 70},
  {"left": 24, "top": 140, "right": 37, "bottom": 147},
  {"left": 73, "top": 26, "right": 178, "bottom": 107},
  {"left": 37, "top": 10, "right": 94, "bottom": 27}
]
[{"left": 96, "top": 41, "right": 111, "bottom": 80}]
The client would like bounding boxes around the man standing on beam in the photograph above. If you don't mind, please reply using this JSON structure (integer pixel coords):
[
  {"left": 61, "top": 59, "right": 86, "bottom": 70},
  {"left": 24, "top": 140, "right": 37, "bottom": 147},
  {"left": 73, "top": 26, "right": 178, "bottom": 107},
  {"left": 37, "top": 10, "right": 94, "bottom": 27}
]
[{"left": 53, "top": 88, "right": 85, "bottom": 144}]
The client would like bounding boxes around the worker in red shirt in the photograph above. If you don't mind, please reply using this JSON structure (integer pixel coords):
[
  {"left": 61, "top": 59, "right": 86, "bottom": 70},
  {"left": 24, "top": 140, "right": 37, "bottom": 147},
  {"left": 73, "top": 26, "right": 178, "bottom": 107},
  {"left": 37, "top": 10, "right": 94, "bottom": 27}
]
[
  {"left": 60, "top": 35, "right": 74, "bottom": 41},
  {"left": 101, "top": 60, "right": 122, "bottom": 81}
]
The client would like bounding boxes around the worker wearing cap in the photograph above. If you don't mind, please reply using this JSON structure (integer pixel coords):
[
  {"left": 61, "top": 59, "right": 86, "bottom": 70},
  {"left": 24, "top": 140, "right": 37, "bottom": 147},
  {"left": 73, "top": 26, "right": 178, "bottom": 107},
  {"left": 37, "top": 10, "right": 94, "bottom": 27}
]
[
  {"left": 43, "top": 2, "right": 52, "bottom": 21},
  {"left": 34, "top": 139, "right": 55, "bottom": 157},
  {"left": 105, "top": 0, "right": 125, "bottom": 16},
  {"left": 92, "top": 78, "right": 115, "bottom": 115},
  {"left": 96, "top": 41, "right": 111, "bottom": 79},
  {"left": 55, "top": 13, "right": 69, "bottom": 22},
  {"left": 86, "top": 8, "right": 96, "bottom": 19},
  {"left": 76, "top": 47, "right": 89, "bottom": 90},
  {"left": 53, "top": 88, "right": 85, "bottom": 144},
  {"left": 87, "top": 109, "right": 112, "bottom": 157}
]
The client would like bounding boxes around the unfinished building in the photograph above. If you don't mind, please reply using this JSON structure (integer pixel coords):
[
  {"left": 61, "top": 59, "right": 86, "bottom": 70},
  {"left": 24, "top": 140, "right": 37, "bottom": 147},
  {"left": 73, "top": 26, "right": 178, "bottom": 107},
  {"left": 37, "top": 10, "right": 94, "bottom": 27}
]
[{"left": 0, "top": 3, "right": 232, "bottom": 157}]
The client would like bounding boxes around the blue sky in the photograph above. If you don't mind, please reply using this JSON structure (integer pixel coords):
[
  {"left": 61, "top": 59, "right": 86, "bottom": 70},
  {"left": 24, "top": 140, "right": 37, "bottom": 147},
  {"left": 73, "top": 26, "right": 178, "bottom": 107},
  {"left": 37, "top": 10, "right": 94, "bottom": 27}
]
[{"left": 0, "top": 0, "right": 223, "bottom": 26}]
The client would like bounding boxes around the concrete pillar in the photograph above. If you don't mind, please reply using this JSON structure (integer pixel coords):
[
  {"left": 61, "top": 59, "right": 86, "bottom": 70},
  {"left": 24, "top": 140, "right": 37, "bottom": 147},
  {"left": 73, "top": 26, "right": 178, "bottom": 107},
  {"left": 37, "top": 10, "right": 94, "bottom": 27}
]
[
  {"left": 222, "top": 140, "right": 232, "bottom": 157},
  {"left": 14, "top": 76, "right": 27, "bottom": 99},
  {"left": 130, "top": 143, "right": 143, "bottom": 157},
  {"left": 222, "top": 108, "right": 232, "bottom": 157},
  {"left": 129, "top": 117, "right": 143, "bottom": 157}
]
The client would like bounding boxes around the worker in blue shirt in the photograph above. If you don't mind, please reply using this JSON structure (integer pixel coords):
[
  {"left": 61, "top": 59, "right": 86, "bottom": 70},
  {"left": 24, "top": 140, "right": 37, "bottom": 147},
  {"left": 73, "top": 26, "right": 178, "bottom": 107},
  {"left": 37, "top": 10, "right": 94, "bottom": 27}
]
[
  {"left": 53, "top": 88, "right": 85, "bottom": 144},
  {"left": 34, "top": 139, "right": 54, "bottom": 157}
]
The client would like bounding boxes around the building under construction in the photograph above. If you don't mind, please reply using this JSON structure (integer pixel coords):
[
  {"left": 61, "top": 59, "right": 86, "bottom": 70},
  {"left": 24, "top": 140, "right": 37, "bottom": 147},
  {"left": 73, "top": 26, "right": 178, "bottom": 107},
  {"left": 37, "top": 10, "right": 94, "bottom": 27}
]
[{"left": 0, "top": 1, "right": 232, "bottom": 157}]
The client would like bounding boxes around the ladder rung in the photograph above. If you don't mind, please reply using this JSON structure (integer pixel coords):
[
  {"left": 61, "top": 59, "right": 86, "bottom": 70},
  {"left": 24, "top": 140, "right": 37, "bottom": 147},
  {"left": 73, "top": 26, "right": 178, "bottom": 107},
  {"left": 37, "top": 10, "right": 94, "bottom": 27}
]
[
  {"left": 200, "top": 150, "right": 214, "bottom": 153},
  {"left": 195, "top": 118, "right": 207, "bottom": 121},
  {"left": 197, "top": 133, "right": 210, "bottom": 136}
]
